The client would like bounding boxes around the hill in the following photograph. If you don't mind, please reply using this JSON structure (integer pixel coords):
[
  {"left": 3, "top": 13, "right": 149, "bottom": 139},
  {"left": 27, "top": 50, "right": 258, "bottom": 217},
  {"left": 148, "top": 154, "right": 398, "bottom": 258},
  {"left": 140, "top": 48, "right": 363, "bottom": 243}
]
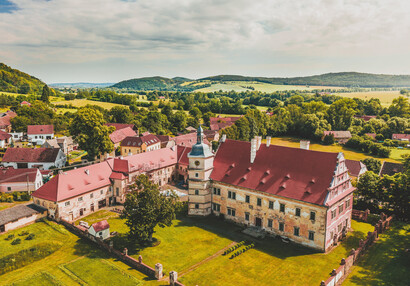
[
  {"left": 202, "top": 72, "right": 410, "bottom": 88},
  {"left": 0, "top": 63, "right": 45, "bottom": 94},
  {"left": 111, "top": 76, "right": 193, "bottom": 91},
  {"left": 50, "top": 82, "right": 114, "bottom": 88}
]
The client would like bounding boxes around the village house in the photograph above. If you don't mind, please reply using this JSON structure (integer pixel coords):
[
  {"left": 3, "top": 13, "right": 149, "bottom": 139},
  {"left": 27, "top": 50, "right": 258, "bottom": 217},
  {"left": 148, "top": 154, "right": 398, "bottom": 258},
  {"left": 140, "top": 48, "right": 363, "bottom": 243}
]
[
  {"left": 188, "top": 128, "right": 355, "bottom": 252},
  {"left": 105, "top": 123, "right": 139, "bottom": 133},
  {"left": 379, "top": 161, "right": 404, "bottom": 176},
  {"left": 108, "top": 126, "right": 137, "bottom": 156},
  {"left": 0, "top": 167, "right": 43, "bottom": 193},
  {"left": 27, "top": 124, "right": 54, "bottom": 145},
  {"left": 43, "top": 136, "right": 76, "bottom": 154},
  {"left": 88, "top": 220, "right": 110, "bottom": 240},
  {"left": 0, "top": 204, "right": 47, "bottom": 233},
  {"left": 0, "top": 130, "right": 12, "bottom": 148},
  {"left": 345, "top": 159, "right": 367, "bottom": 179},
  {"left": 165, "top": 132, "right": 211, "bottom": 148},
  {"left": 120, "top": 133, "right": 161, "bottom": 156},
  {"left": 9, "top": 132, "right": 23, "bottom": 142},
  {"left": 2, "top": 147, "right": 66, "bottom": 170},
  {"left": 392, "top": 134, "right": 410, "bottom": 141},
  {"left": 323, "top": 131, "right": 352, "bottom": 144},
  {"left": 0, "top": 110, "right": 17, "bottom": 133},
  {"left": 176, "top": 145, "right": 191, "bottom": 183},
  {"left": 20, "top": 101, "right": 31, "bottom": 107},
  {"left": 210, "top": 116, "right": 241, "bottom": 131}
]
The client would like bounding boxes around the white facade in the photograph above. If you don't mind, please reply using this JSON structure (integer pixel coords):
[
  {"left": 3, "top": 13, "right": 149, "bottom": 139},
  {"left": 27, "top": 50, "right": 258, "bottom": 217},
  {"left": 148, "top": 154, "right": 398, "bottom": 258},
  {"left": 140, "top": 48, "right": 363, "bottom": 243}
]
[
  {"left": 2, "top": 149, "right": 66, "bottom": 170},
  {"left": 88, "top": 225, "right": 110, "bottom": 240},
  {"left": 28, "top": 133, "right": 54, "bottom": 146}
]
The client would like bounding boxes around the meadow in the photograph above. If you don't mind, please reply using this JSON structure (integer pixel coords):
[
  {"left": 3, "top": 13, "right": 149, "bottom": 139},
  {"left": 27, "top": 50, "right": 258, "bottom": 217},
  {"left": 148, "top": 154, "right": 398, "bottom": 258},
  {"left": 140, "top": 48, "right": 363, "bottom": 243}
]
[
  {"left": 337, "top": 90, "right": 406, "bottom": 106},
  {"left": 53, "top": 98, "right": 128, "bottom": 109}
]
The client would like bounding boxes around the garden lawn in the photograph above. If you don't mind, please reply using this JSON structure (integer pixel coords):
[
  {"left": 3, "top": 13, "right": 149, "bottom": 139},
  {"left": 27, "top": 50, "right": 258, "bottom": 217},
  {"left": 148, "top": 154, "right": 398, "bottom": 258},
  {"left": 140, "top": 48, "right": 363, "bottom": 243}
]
[
  {"left": 8, "top": 271, "right": 63, "bottom": 286},
  {"left": 264, "top": 137, "right": 402, "bottom": 163},
  {"left": 344, "top": 222, "right": 410, "bottom": 286},
  {"left": 0, "top": 219, "right": 151, "bottom": 286}
]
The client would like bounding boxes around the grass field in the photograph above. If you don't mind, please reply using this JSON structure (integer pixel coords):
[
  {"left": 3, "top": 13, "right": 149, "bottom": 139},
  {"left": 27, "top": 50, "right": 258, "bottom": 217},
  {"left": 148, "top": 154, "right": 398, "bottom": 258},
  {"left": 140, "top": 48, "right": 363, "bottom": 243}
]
[
  {"left": 337, "top": 90, "right": 408, "bottom": 107},
  {"left": 53, "top": 99, "right": 127, "bottom": 110},
  {"left": 9, "top": 271, "right": 63, "bottom": 286},
  {"left": 266, "top": 136, "right": 408, "bottom": 163},
  {"left": 344, "top": 222, "right": 409, "bottom": 286},
  {"left": 78, "top": 210, "right": 375, "bottom": 286}
]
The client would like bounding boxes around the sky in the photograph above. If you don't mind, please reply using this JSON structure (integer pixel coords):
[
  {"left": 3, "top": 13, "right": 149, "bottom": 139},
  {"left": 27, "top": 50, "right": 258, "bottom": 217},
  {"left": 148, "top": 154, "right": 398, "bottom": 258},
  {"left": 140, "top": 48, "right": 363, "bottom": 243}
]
[{"left": 1, "top": 0, "right": 410, "bottom": 83}]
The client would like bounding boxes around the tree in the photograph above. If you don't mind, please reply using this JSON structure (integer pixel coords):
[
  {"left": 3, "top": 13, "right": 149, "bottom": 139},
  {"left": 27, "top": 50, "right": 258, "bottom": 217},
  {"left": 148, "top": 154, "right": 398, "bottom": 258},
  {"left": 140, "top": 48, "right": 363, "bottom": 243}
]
[
  {"left": 323, "top": 134, "right": 335, "bottom": 145},
  {"left": 326, "top": 98, "right": 358, "bottom": 130},
  {"left": 19, "top": 83, "right": 31, "bottom": 94},
  {"left": 356, "top": 171, "right": 380, "bottom": 208},
  {"left": 69, "top": 107, "right": 114, "bottom": 160},
  {"left": 121, "top": 174, "right": 181, "bottom": 244},
  {"left": 108, "top": 106, "right": 133, "bottom": 123},
  {"left": 361, "top": 158, "right": 381, "bottom": 174},
  {"left": 388, "top": 96, "right": 409, "bottom": 118},
  {"left": 41, "top": 85, "right": 50, "bottom": 103}
]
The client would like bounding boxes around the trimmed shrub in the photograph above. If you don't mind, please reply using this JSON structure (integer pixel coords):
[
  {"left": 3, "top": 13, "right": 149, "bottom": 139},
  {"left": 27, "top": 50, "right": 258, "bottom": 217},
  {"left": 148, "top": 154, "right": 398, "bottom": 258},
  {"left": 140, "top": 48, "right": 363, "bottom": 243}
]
[
  {"left": 26, "top": 233, "right": 35, "bottom": 240},
  {"left": 18, "top": 231, "right": 29, "bottom": 236},
  {"left": 11, "top": 238, "right": 21, "bottom": 245},
  {"left": 5, "top": 234, "right": 14, "bottom": 241}
]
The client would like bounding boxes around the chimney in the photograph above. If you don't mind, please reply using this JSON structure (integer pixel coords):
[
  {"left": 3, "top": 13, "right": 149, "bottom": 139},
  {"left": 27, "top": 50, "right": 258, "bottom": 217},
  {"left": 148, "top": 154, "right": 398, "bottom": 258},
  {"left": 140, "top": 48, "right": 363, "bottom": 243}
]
[
  {"left": 250, "top": 138, "right": 257, "bottom": 163},
  {"left": 300, "top": 140, "right": 310, "bottom": 150},
  {"left": 85, "top": 169, "right": 90, "bottom": 175},
  {"left": 220, "top": 134, "right": 226, "bottom": 143},
  {"left": 256, "top": 136, "right": 262, "bottom": 150},
  {"left": 266, "top": 136, "right": 271, "bottom": 147}
]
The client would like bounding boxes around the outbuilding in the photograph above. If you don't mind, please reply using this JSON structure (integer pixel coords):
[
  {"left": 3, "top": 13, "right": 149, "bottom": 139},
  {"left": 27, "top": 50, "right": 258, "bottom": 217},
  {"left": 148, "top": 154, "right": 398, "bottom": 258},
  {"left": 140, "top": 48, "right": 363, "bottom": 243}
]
[{"left": 88, "top": 220, "right": 110, "bottom": 240}]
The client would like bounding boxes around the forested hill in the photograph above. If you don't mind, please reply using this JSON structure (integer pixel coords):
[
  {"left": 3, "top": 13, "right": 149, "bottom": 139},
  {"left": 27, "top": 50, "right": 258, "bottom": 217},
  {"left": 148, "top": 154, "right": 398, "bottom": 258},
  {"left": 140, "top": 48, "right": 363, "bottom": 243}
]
[
  {"left": 202, "top": 72, "right": 410, "bottom": 88},
  {"left": 111, "top": 76, "right": 193, "bottom": 91},
  {"left": 0, "top": 63, "right": 45, "bottom": 94}
]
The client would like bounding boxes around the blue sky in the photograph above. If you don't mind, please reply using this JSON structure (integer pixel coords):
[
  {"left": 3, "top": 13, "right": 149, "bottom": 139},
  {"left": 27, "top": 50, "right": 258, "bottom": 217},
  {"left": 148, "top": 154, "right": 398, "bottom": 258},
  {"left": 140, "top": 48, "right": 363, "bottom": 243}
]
[{"left": 1, "top": 0, "right": 410, "bottom": 83}]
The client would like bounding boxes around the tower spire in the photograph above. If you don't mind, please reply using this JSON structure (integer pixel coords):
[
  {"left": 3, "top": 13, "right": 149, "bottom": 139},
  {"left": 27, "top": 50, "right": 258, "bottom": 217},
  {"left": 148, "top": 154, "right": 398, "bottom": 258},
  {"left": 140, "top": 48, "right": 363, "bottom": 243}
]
[{"left": 197, "top": 125, "right": 204, "bottom": 144}]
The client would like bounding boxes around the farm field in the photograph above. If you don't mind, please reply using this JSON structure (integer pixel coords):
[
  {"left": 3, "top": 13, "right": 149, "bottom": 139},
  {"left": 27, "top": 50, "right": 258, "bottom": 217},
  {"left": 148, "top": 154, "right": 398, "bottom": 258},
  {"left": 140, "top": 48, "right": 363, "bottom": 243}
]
[
  {"left": 337, "top": 90, "right": 407, "bottom": 106},
  {"left": 78, "top": 210, "right": 375, "bottom": 286},
  {"left": 265, "top": 137, "right": 408, "bottom": 163},
  {"left": 53, "top": 99, "right": 128, "bottom": 110},
  {"left": 344, "top": 222, "right": 409, "bottom": 286}
]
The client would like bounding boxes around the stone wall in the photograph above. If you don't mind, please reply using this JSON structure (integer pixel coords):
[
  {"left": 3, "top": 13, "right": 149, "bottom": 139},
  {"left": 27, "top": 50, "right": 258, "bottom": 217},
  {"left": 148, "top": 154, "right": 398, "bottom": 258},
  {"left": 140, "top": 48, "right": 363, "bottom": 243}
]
[
  {"left": 320, "top": 213, "right": 393, "bottom": 286},
  {"left": 352, "top": 209, "right": 370, "bottom": 222}
]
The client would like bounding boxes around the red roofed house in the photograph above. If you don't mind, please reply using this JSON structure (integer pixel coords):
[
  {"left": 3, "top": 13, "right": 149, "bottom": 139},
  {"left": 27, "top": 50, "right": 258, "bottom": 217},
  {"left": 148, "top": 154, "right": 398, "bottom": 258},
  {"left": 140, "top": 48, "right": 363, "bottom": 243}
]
[
  {"left": 176, "top": 145, "right": 191, "bottom": 183},
  {"left": 188, "top": 128, "right": 355, "bottom": 252},
  {"left": 27, "top": 125, "right": 54, "bottom": 145},
  {"left": 88, "top": 220, "right": 110, "bottom": 240},
  {"left": 20, "top": 101, "right": 31, "bottom": 107},
  {"left": 364, "top": 133, "right": 376, "bottom": 140},
  {"left": 323, "top": 131, "right": 352, "bottom": 144},
  {"left": 345, "top": 159, "right": 367, "bottom": 178},
  {"left": 2, "top": 148, "right": 66, "bottom": 170},
  {"left": 105, "top": 123, "right": 138, "bottom": 133},
  {"left": 0, "top": 130, "right": 12, "bottom": 148},
  {"left": 0, "top": 167, "right": 43, "bottom": 193},
  {"left": 392, "top": 134, "right": 410, "bottom": 141},
  {"left": 210, "top": 116, "right": 241, "bottom": 131},
  {"left": 165, "top": 132, "right": 210, "bottom": 148},
  {"left": 0, "top": 110, "right": 17, "bottom": 133},
  {"left": 120, "top": 133, "right": 160, "bottom": 156}
]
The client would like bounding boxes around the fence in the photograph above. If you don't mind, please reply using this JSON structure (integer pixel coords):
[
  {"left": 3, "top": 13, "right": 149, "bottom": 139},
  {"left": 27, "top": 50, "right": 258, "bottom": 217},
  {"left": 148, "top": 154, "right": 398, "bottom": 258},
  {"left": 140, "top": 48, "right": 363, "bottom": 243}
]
[
  {"left": 352, "top": 209, "right": 370, "bottom": 222},
  {"left": 320, "top": 213, "right": 393, "bottom": 286},
  {"left": 59, "top": 219, "right": 185, "bottom": 286}
]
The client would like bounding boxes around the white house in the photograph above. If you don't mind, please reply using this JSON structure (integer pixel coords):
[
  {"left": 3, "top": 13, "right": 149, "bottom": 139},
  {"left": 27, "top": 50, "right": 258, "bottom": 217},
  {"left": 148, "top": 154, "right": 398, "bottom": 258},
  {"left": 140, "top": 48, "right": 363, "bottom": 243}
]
[
  {"left": 27, "top": 125, "right": 54, "bottom": 146},
  {"left": 0, "top": 167, "right": 43, "bottom": 193},
  {"left": 2, "top": 148, "right": 66, "bottom": 170},
  {"left": 0, "top": 130, "right": 11, "bottom": 148},
  {"left": 88, "top": 220, "right": 110, "bottom": 240},
  {"left": 9, "top": 132, "right": 23, "bottom": 142}
]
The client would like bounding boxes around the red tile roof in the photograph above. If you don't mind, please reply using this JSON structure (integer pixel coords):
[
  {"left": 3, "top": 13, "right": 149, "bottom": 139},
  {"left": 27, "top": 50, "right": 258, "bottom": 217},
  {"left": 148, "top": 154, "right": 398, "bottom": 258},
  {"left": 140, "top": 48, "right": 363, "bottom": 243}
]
[
  {"left": 364, "top": 133, "right": 376, "bottom": 140},
  {"left": 109, "top": 172, "right": 126, "bottom": 180},
  {"left": 32, "top": 160, "right": 113, "bottom": 202},
  {"left": 177, "top": 145, "right": 191, "bottom": 166},
  {"left": 91, "top": 220, "right": 110, "bottom": 232},
  {"left": 120, "top": 134, "right": 160, "bottom": 147},
  {"left": 323, "top": 131, "right": 352, "bottom": 139},
  {"left": 0, "top": 130, "right": 11, "bottom": 140},
  {"left": 0, "top": 168, "right": 39, "bottom": 183},
  {"left": 0, "top": 111, "right": 17, "bottom": 129},
  {"left": 169, "top": 133, "right": 209, "bottom": 147},
  {"left": 3, "top": 148, "right": 61, "bottom": 163},
  {"left": 392, "top": 134, "right": 410, "bottom": 140},
  {"left": 109, "top": 127, "right": 137, "bottom": 144},
  {"left": 379, "top": 161, "right": 404, "bottom": 176},
  {"left": 27, "top": 125, "right": 54, "bottom": 135},
  {"left": 209, "top": 117, "right": 241, "bottom": 131},
  {"left": 21, "top": 101, "right": 31, "bottom": 106},
  {"left": 105, "top": 123, "right": 135, "bottom": 131},
  {"left": 345, "top": 159, "right": 366, "bottom": 177},
  {"left": 211, "top": 139, "right": 338, "bottom": 205},
  {"left": 355, "top": 115, "right": 377, "bottom": 121}
]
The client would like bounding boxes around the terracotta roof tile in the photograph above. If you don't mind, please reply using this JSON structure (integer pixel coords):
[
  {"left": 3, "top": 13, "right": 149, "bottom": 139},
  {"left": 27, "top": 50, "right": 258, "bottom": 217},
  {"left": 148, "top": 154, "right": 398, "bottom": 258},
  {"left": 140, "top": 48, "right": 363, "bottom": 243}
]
[
  {"left": 379, "top": 162, "right": 404, "bottom": 176},
  {"left": 109, "top": 127, "right": 137, "bottom": 144},
  {"left": 120, "top": 134, "right": 160, "bottom": 147},
  {"left": 27, "top": 125, "right": 54, "bottom": 135},
  {"left": 91, "top": 220, "right": 109, "bottom": 232},
  {"left": 0, "top": 130, "right": 11, "bottom": 140},
  {"left": 392, "top": 134, "right": 410, "bottom": 140},
  {"left": 0, "top": 168, "right": 39, "bottom": 183},
  {"left": 3, "top": 148, "right": 61, "bottom": 163},
  {"left": 105, "top": 123, "right": 135, "bottom": 131}
]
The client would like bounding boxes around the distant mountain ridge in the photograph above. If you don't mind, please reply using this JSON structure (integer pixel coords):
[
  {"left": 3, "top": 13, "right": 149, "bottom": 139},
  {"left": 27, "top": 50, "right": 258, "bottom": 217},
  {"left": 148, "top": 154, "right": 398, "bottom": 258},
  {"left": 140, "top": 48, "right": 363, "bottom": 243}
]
[
  {"left": 0, "top": 63, "right": 45, "bottom": 94},
  {"left": 111, "top": 76, "right": 194, "bottom": 91},
  {"left": 50, "top": 82, "right": 115, "bottom": 88}
]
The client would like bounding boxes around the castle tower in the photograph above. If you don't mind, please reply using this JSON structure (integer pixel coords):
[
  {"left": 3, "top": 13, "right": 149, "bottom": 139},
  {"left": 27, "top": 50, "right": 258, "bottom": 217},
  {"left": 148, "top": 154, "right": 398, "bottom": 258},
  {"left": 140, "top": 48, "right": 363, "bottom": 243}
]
[{"left": 187, "top": 125, "right": 214, "bottom": 216}]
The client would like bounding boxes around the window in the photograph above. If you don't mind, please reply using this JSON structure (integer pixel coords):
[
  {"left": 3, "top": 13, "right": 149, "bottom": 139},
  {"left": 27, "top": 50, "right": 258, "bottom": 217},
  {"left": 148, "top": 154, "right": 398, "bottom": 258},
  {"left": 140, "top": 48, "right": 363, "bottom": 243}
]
[
  {"left": 100, "top": 190, "right": 104, "bottom": 195},
  {"left": 310, "top": 211, "right": 316, "bottom": 221},
  {"left": 90, "top": 193, "right": 93, "bottom": 199},
  {"left": 257, "top": 198, "right": 262, "bottom": 206},
  {"left": 78, "top": 197, "right": 83, "bottom": 202},
  {"left": 295, "top": 208, "right": 301, "bottom": 217},
  {"left": 7, "top": 187, "right": 11, "bottom": 191},
  {"left": 294, "top": 227, "right": 300, "bottom": 236},
  {"left": 339, "top": 204, "right": 344, "bottom": 214},
  {"left": 195, "top": 189, "right": 199, "bottom": 195},
  {"left": 338, "top": 223, "right": 342, "bottom": 232},
  {"left": 345, "top": 199, "right": 350, "bottom": 209},
  {"left": 279, "top": 222, "right": 284, "bottom": 232},
  {"left": 195, "top": 204, "right": 199, "bottom": 209},
  {"left": 245, "top": 213, "right": 250, "bottom": 221},
  {"left": 309, "top": 231, "right": 315, "bottom": 241},
  {"left": 280, "top": 203, "right": 285, "bottom": 213},
  {"left": 245, "top": 195, "right": 250, "bottom": 203},
  {"left": 65, "top": 201, "right": 70, "bottom": 206},
  {"left": 227, "top": 208, "right": 236, "bottom": 217},
  {"left": 228, "top": 191, "right": 236, "bottom": 200},
  {"left": 269, "top": 201, "right": 274, "bottom": 209},
  {"left": 195, "top": 173, "right": 199, "bottom": 178},
  {"left": 212, "top": 203, "right": 220, "bottom": 212},
  {"left": 213, "top": 188, "right": 221, "bottom": 195},
  {"left": 116, "top": 187, "right": 119, "bottom": 196},
  {"left": 268, "top": 219, "right": 273, "bottom": 228},
  {"left": 331, "top": 209, "right": 337, "bottom": 219}
]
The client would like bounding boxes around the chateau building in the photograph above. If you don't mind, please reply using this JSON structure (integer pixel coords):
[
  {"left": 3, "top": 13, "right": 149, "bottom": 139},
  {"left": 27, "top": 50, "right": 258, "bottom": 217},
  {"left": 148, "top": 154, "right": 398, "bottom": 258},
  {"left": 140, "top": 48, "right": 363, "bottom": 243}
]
[{"left": 187, "top": 129, "right": 355, "bottom": 252}]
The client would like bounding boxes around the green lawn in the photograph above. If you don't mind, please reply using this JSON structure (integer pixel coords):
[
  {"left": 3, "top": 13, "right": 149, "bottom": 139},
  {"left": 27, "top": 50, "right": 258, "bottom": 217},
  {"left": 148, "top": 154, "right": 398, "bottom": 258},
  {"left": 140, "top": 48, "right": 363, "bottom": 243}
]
[
  {"left": 344, "top": 222, "right": 410, "bottom": 286},
  {"left": 8, "top": 271, "right": 63, "bottom": 286},
  {"left": 337, "top": 90, "right": 407, "bottom": 107},
  {"left": 78, "top": 210, "right": 375, "bottom": 286},
  {"left": 389, "top": 148, "right": 410, "bottom": 162}
]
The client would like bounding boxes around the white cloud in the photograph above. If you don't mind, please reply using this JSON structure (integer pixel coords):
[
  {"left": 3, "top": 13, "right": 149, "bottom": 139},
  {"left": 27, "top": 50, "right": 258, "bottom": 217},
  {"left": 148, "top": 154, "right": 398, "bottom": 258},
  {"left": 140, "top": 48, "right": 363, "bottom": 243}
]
[{"left": 0, "top": 0, "right": 409, "bottom": 82}]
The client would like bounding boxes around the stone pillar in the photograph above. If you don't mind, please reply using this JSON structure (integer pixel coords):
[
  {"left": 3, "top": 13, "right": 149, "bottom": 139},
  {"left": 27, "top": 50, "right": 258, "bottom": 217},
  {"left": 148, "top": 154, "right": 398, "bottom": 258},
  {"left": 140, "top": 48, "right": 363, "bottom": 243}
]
[
  {"left": 320, "top": 281, "right": 326, "bottom": 286},
  {"left": 138, "top": 255, "right": 143, "bottom": 263},
  {"left": 331, "top": 269, "right": 337, "bottom": 276},
  {"left": 109, "top": 240, "right": 113, "bottom": 248},
  {"left": 123, "top": 248, "right": 128, "bottom": 256},
  {"left": 169, "top": 271, "right": 178, "bottom": 286},
  {"left": 340, "top": 258, "right": 346, "bottom": 265},
  {"left": 155, "top": 263, "right": 163, "bottom": 280}
]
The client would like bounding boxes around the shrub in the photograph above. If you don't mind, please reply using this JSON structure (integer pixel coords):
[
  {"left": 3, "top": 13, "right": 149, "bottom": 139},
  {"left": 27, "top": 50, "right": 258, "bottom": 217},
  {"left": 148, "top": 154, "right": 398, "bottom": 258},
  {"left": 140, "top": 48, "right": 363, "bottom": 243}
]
[
  {"left": 323, "top": 134, "right": 335, "bottom": 145},
  {"left": 26, "top": 233, "right": 35, "bottom": 240},
  {"left": 5, "top": 234, "right": 14, "bottom": 241},
  {"left": 11, "top": 238, "right": 21, "bottom": 245},
  {"left": 18, "top": 231, "right": 29, "bottom": 236}
]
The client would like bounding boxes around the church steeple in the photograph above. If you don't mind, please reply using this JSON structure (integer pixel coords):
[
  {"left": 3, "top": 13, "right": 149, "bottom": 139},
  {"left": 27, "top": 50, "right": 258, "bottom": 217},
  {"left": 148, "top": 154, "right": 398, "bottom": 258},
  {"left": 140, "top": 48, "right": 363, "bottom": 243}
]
[{"left": 197, "top": 125, "right": 204, "bottom": 144}]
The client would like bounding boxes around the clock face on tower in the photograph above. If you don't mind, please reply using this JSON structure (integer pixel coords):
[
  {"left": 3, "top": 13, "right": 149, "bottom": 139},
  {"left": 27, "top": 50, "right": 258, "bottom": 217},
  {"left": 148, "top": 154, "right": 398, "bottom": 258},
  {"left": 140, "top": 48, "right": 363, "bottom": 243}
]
[{"left": 195, "top": 160, "right": 200, "bottom": 166}]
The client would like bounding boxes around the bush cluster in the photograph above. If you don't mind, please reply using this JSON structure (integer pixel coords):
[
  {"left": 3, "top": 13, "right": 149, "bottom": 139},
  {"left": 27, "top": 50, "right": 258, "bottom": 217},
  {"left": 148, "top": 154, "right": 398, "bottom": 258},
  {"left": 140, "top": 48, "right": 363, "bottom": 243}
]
[
  {"left": 229, "top": 243, "right": 255, "bottom": 259},
  {"left": 346, "top": 135, "right": 391, "bottom": 158},
  {"left": 0, "top": 192, "right": 32, "bottom": 203},
  {"left": 223, "top": 241, "right": 246, "bottom": 256}
]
